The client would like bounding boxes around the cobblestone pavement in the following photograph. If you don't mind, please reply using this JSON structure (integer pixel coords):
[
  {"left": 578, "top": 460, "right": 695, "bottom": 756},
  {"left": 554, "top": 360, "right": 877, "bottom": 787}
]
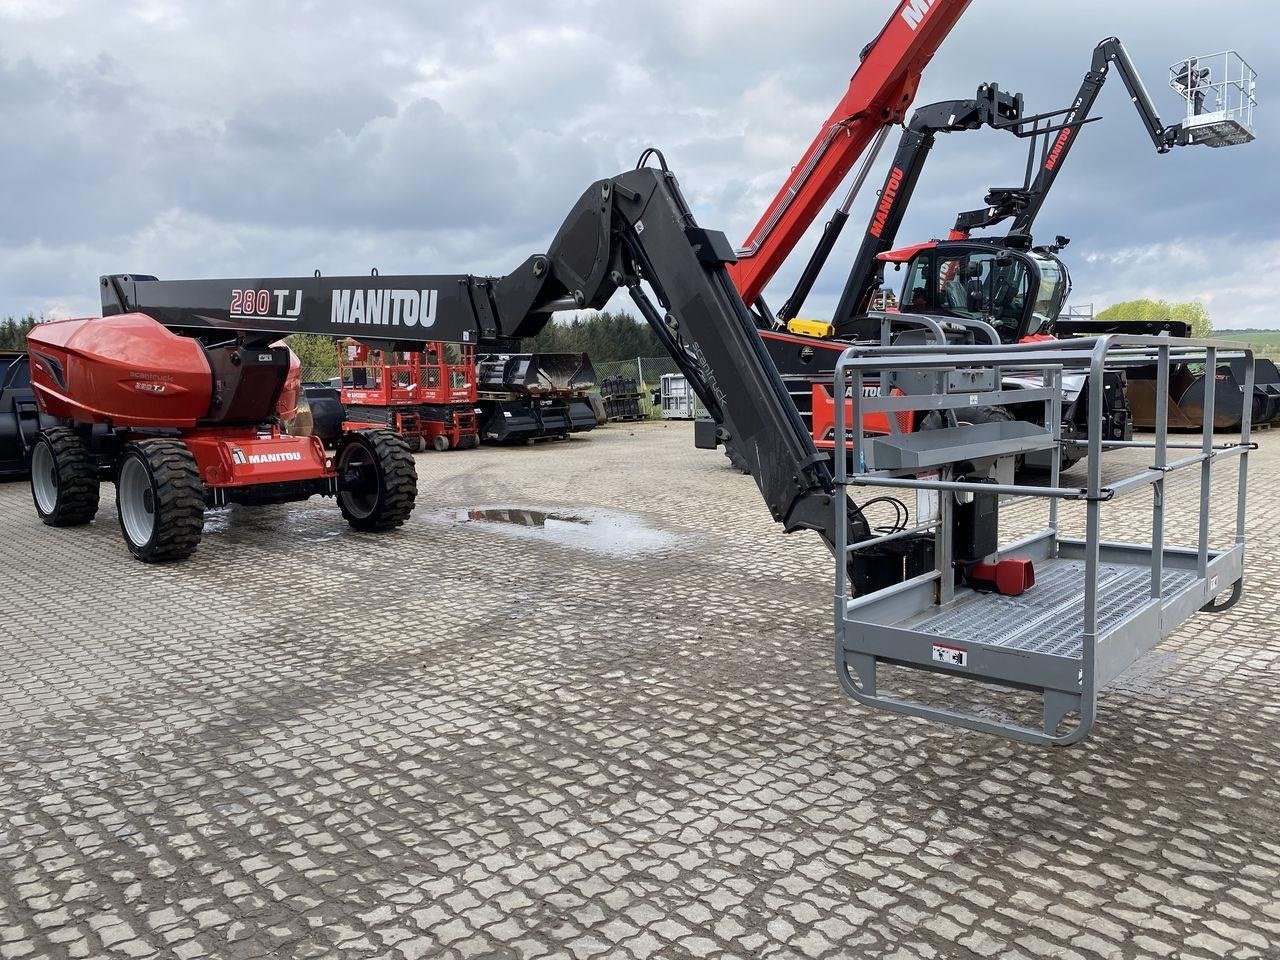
[{"left": 1, "top": 422, "right": 1278, "bottom": 960}]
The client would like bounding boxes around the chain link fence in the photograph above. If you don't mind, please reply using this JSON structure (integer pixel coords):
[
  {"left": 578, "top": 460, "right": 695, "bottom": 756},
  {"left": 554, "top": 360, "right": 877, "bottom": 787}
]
[{"left": 299, "top": 362, "right": 340, "bottom": 386}]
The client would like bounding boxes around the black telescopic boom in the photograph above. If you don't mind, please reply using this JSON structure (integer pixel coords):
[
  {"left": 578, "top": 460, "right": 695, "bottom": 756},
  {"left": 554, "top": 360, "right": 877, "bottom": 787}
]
[
  {"left": 1006, "top": 38, "right": 1182, "bottom": 236},
  {"left": 103, "top": 160, "right": 859, "bottom": 552},
  {"left": 826, "top": 86, "right": 1023, "bottom": 336}
]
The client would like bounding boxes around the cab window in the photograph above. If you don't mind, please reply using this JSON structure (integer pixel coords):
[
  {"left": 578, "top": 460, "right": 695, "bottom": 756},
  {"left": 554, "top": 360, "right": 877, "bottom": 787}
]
[
  {"left": 933, "top": 251, "right": 1029, "bottom": 339},
  {"left": 900, "top": 257, "right": 933, "bottom": 313}
]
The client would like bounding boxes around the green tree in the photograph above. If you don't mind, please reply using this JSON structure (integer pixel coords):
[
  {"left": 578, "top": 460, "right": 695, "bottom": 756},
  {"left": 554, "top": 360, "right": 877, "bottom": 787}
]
[
  {"left": 1096, "top": 299, "right": 1212, "bottom": 338},
  {"left": 286, "top": 333, "right": 341, "bottom": 382},
  {"left": 527, "top": 310, "right": 664, "bottom": 360},
  {"left": 0, "top": 316, "right": 40, "bottom": 351}
]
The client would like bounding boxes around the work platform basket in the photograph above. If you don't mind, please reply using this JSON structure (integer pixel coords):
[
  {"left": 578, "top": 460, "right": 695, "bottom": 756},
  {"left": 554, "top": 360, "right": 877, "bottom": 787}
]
[
  {"left": 1171, "top": 51, "right": 1257, "bottom": 148},
  {"left": 831, "top": 335, "right": 1255, "bottom": 746}
]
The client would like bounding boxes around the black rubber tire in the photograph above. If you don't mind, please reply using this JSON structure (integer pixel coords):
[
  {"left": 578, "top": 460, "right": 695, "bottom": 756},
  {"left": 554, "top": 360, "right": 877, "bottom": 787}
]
[
  {"left": 336, "top": 429, "right": 417, "bottom": 532},
  {"left": 433, "top": 435, "right": 450, "bottom": 452},
  {"left": 30, "top": 427, "right": 100, "bottom": 527},
  {"left": 115, "top": 439, "right": 205, "bottom": 563}
]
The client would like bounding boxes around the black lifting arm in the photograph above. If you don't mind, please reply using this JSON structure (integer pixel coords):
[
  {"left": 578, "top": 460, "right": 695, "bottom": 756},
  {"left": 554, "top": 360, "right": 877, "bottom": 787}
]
[
  {"left": 102, "top": 156, "right": 863, "bottom": 551},
  {"left": 955, "top": 38, "right": 1187, "bottom": 239},
  {"left": 816, "top": 85, "right": 1023, "bottom": 335}
]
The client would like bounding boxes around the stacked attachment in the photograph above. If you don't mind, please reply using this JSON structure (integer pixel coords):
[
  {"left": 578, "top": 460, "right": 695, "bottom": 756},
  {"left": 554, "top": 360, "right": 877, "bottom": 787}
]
[
  {"left": 599, "top": 376, "right": 646, "bottom": 422},
  {"left": 475, "top": 353, "right": 598, "bottom": 443},
  {"left": 832, "top": 335, "right": 1254, "bottom": 745}
]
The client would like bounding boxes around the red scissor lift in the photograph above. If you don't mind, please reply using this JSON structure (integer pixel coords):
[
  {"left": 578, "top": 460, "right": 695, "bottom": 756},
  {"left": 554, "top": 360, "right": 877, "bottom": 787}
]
[{"left": 339, "top": 341, "right": 479, "bottom": 451}]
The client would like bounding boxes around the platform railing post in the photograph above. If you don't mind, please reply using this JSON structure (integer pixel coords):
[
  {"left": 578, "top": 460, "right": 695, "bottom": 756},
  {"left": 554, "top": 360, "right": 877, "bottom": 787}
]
[
  {"left": 1236, "top": 348, "right": 1254, "bottom": 548},
  {"left": 1151, "top": 342, "right": 1170, "bottom": 599},
  {"left": 1048, "top": 364, "right": 1063, "bottom": 549},
  {"left": 834, "top": 354, "right": 850, "bottom": 608},
  {"left": 1198, "top": 346, "right": 1217, "bottom": 577},
  {"left": 1081, "top": 340, "right": 1108, "bottom": 696}
]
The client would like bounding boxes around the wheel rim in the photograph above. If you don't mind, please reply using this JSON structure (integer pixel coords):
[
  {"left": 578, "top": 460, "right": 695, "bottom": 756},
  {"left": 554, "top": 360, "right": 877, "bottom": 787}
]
[
  {"left": 338, "top": 441, "right": 379, "bottom": 520},
  {"left": 118, "top": 456, "right": 156, "bottom": 547},
  {"left": 31, "top": 441, "right": 58, "bottom": 514}
]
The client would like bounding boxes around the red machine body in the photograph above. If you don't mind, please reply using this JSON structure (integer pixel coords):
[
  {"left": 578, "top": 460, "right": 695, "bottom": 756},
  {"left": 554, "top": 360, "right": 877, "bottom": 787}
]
[
  {"left": 28, "top": 314, "right": 212, "bottom": 428},
  {"left": 27, "top": 313, "right": 332, "bottom": 490}
]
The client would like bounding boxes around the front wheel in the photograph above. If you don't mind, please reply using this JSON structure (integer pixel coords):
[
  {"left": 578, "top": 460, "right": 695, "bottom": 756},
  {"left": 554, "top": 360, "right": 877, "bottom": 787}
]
[
  {"left": 433, "top": 434, "right": 450, "bottom": 452},
  {"left": 115, "top": 439, "right": 205, "bottom": 563},
  {"left": 31, "top": 427, "right": 100, "bottom": 526},
  {"left": 336, "top": 429, "right": 417, "bottom": 531}
]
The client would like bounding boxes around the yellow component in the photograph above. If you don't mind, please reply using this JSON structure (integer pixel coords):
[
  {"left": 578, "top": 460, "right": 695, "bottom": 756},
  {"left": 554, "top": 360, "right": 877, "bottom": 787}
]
[{"left": 785, "top": 317, "right": 835, "bottom": 339}]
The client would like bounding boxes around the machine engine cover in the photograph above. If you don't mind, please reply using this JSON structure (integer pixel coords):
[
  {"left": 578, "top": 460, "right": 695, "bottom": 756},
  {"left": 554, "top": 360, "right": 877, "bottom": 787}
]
[{"left": 27, "top": 314, "right": 211, "bottom": 428}]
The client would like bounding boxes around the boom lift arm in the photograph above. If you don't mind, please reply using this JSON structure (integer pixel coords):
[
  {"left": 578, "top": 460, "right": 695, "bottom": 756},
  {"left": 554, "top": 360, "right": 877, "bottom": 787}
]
[
  {"left": 809, "top": 84, "right": 1024, "bottom": 333},
  {"left": 955, "top": 38, "right": 1195, "bottom": 238},
  {"left": 727, "top": 0, "right": 972, "bottom": 311},
  {"left": 104, "top": 159, "right": 860, "bottom": 551}
]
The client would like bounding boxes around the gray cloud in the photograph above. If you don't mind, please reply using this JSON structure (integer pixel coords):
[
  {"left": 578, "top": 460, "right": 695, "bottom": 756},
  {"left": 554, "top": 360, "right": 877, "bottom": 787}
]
[{"left": 0, "top": 0, "right": 1272, "bottom": 326}]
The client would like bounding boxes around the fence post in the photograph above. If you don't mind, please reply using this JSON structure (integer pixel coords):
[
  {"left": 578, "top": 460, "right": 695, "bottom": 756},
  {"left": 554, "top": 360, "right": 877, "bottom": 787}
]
[{"left": 635, "top": 356, "right": 645, "bottom": 387}]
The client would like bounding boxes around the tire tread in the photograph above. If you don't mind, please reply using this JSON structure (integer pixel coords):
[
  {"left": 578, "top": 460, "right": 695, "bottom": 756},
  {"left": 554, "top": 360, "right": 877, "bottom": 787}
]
[{"left": 33, "top": 427, "right": 100, "bottom": 526}]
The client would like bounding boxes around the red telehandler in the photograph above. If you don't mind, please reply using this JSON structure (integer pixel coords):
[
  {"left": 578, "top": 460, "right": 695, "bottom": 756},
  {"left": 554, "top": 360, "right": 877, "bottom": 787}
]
[{"left": 703, "top": 30, "right": 1258, "bottom": 469}]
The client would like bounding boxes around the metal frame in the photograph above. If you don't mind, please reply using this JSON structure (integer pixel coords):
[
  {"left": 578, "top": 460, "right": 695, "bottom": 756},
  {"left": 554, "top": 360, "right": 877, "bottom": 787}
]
[
  {"left": 1171, "top": 51, "right": 1257, "bottom": 147},
  {"left": 831, "top": 335, "right": 1254, "bottom": 745}
]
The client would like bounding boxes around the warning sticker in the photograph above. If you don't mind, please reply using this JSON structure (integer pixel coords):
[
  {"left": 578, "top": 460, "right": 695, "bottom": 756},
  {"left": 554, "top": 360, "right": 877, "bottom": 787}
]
[{"left": 932, "top": 643, "right": 969, "bottom": 668}]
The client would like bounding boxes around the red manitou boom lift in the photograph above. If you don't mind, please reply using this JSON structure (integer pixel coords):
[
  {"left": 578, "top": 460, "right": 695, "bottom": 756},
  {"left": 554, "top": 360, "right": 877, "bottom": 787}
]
[
  {"left": 727, "top": 0, "right": 972, "bottom": 311},
  {"left": 26, "top": 157, "right": 869, "bottom": 565},
  {"left": 24, "top": 154, "right": 1254, "bottom": 745}
]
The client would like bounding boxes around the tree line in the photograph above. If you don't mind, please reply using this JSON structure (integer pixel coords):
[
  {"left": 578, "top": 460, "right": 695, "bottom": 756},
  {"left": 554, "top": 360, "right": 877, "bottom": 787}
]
[
  {"left": 0, "top": 316, "right": 40, "bottom": 351},
  {"left": 526, "top": 310, "right": 665, "bottom": 360}
]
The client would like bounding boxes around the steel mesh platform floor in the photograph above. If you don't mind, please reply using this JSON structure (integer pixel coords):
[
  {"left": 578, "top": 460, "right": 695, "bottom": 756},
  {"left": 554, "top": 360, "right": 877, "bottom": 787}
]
[{"left": 907, "top": 560, "right": 1198, "bottom": 658}]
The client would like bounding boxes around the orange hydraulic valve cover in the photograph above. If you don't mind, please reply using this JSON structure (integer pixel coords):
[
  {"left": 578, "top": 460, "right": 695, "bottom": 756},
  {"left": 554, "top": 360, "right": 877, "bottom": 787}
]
[{"left": 27, "top": 314, "right": 212, "bottom": 428}]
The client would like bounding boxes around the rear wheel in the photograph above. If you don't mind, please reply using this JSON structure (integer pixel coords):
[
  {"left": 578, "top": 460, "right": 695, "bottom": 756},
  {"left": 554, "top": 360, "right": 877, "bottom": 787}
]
[
  {"left": 30, "top": 427, "right": 100, "bottom": 526},
  {"left": 336, "top": 429, "right": 417, "bottom": 531},
  {"left": 115, "top": 439, "right": 205, "bottom": 562},
  {"left": 433, "top": 434, "right": 450, "bottom": 452}
]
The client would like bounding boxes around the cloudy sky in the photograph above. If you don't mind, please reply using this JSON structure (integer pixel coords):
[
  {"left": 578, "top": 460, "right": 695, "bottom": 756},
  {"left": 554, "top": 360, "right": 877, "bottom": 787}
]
[{"left": 0, "top": 0, "right": 1272, "bottom": 327}]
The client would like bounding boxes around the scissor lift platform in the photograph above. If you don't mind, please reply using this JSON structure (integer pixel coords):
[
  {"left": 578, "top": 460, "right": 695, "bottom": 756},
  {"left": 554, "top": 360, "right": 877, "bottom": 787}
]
[{"left": 832, "top": 335, "right": 1254, "bottom": 745}]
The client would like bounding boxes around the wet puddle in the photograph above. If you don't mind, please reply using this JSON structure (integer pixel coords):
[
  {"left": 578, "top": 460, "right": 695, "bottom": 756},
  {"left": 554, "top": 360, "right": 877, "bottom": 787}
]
[
  {"left": 202, "top": 505, "right": 346, "bottom": 543},
  {"left": 432, "top": 504, "right": 683, "bottom": 556}
]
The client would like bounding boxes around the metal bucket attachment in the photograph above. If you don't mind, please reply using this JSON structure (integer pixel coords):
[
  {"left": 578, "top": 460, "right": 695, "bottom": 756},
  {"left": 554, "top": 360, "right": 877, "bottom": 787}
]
[
  {"left": 477, "top": 353, "right": 597, "bottom": 393},
  {"left": 1128, "top": 357, "right": 1280, "bottom": 430}
]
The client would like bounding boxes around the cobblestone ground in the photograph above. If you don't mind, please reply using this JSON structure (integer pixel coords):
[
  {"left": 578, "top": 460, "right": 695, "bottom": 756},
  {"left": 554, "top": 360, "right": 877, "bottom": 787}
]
[{"left": 1, "top": 422, "right": 1278, "bottom": 960}]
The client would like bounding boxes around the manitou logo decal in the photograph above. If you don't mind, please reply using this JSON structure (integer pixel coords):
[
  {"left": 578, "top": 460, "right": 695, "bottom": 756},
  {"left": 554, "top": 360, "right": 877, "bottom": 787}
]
[
  {"left": 231, "top": 447, "right": 303, "bottom": 466},
  {"left": 330, "top": 289, "right": 438, "bottom": 328},
  {"left": 1044, "top": 127, "right": 1074, "bottom": 171},
  {"left": 901, "top": 0, "right": 934, "bottom": 30},
  {"left": 231, "top": 289, "right": 302, "bottom": 322},
  {"left": 869, "top": 167, "right": 905, "bottom": 238}
]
